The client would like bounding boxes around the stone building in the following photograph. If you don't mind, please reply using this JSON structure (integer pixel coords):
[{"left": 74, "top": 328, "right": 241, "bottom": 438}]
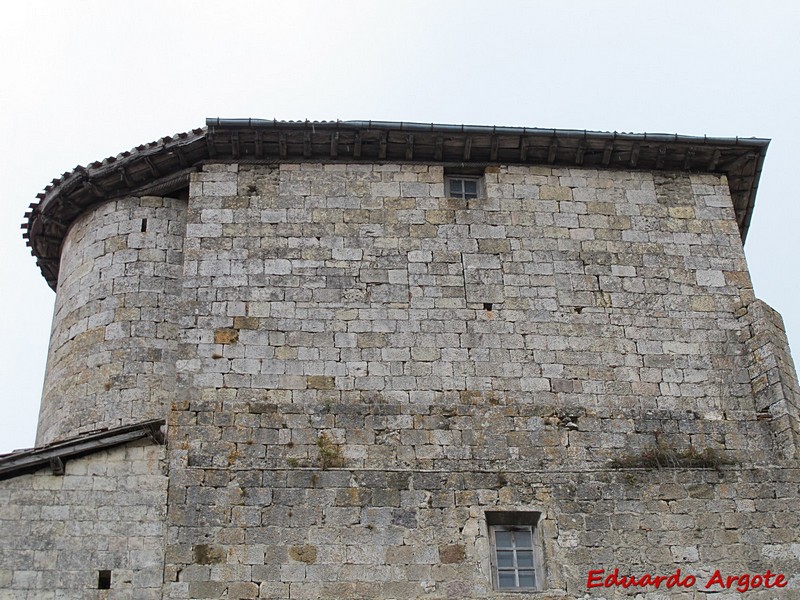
[{"left": 2, "top": 119, "right": 799, "bottom": 598}]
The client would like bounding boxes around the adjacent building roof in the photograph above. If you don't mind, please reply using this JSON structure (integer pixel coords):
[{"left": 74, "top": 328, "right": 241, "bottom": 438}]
[
  {"left": 0, "top": 419, "right": 165, "bottom": 480},
  {"left": 23, "top": 119, "right": 769, "bottom": 290}
]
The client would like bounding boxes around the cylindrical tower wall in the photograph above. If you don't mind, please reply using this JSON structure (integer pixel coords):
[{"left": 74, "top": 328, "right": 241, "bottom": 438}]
[{"left": 36, "top": 196, "right": 186, "bottom": 446}]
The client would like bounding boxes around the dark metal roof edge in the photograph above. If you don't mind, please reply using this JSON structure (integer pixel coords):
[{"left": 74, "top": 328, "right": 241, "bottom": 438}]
[
  {"left": 0, "top": 419, "right": 165, "bottom": 480},
  {"left": 205, "top": 117, "right": 771, "bottom": 148}
]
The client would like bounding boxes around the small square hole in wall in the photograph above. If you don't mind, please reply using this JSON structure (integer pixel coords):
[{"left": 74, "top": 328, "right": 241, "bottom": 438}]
[{"left": 98, "top": 569, "right": 111, "bottom": 589}]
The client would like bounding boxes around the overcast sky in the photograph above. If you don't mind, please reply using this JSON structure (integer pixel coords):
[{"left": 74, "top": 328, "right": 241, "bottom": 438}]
[{"left": 1, "top": 1, "right": 798, "bottom": 454}]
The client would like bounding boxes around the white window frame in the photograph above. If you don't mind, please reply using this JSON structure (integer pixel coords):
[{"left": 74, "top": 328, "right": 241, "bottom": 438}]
[
  {"left": 445, "top": 175, "right": 482, "bottom": 200},
  {"left": 487, "top": 512, "right": 544, "bottom": 592}
]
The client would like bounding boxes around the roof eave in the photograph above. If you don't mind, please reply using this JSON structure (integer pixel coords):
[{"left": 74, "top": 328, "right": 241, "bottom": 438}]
[{"left": 23, "top": 120, "right": 769, "bottom": 289}]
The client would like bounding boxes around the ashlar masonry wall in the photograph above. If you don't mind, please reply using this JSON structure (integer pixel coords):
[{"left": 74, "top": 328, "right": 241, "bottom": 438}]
[
  {"left": 37, "top": 196, "right": 186, "bottom": 446},
  {"left": 0, "top": 441, "right": 168, "bottom": 600},
  {"left": 162, "top": 162, "right": 800, "bottom": 598}
]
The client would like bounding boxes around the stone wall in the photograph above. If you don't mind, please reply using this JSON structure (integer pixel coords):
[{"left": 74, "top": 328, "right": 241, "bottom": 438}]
[
  {"left": 745, "top": 299, "right": 800, "bottom": 459},
  {"left": 160, "top": 162, "right": 800, "bottom": 598},
  {"left": 37, "top": 196, "right": 186, "bottom": 445},
  {"left": 0, "top": 441, "right": 167, "bottom": 599}
]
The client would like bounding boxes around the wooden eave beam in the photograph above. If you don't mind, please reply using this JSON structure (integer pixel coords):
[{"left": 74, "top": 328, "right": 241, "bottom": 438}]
[
  {"left": 434, "top": 136, "right": 443, "bottom": 161},
  {"left": 520, "top": 137, "right": 530, "bottom": 162},
  {"left": 575, "top": 142, "right": 586, "bottom": 166},
  {"left": 490, "top": 136, "right": 499, "bottom": 162},
  {"left": 59, "top": 195, "right": 83, "bottom": 213},
  {"left": 231, "top": 132, "right": 241, "bottom": 158},
  {"left": 330, "top": 132, "right": 339, "bottom": 158},
  {"left": 206, "top": 131, "right": 216, "bottom": 158},
  {"left": 405, "top": 134, "right": 414, "bottom": 160},
  {"left": 656, "top": 145, "right": 667, "bottom": 169},
  {"left": 83, "top": 178, "right": 105, "bottom": 199},
  {"left": 354, "top": 131, "right": 362, "bottom": 158},
  {"left": 36, "top": 233, "right": 64, "bottom": 245},
  {"left": 463, "top": 136, "right": 472, "bottom": 161},
  {"left": 602, "top": 141, "right": 614, "bottom": 166},
  {"left": 683, "top": 146, "right": 695, "bottom": 170},
  {"left": 35, "top": 257, "right": 59, "bottom": 267},
  {"left": 118, "top": 165, "right": 135, "bottom": 187},
  {"left": 707, "top": 148, "right": 721, "bottom": 171},
  {"left": 721, "top": 151, "right": 756, "bottom": 172},
  {"left": 255, "top": 130, "right": 264, "bottom": 158},
  {"left": 279, "top": 133, "right": 288, "bottom": 159},
  {"left": 629, "top": 143, "right": 640, "bottom": 168},
  {"left": 378, "top": 133, "right": 387, "bottom": 159},
  {"left": 174, "top": 145, "right": 189, "bottom": 167},
  {"left": 547, "top": 140, "right": 559, "bottom": 164},
  {"left": 303, "top": 131, "right": 312, "bottom": 158},
  {"left": 143, "top": 157, "right": 160, "bottom": 178}
]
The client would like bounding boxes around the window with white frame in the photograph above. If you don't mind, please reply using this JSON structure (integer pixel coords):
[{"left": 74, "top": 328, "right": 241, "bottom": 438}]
[
  {"left": 446, "top": 175, "right": 481, "bottom": 199},
  {"left": 487, "top": 511, "right": 544, "bottom": 592}
]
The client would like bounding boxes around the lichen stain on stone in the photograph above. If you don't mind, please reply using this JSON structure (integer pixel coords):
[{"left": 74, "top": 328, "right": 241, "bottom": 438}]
[
  {"left": 193, "top": 544, "right": 226, "bottom": 564},
  {"left": 289, "top": 545, "right": 317, "bottom": 563},
  {"left": 214, "top": 328, "right": 239, "bottom": 344},
  {"left": 439, "top": 544, "right": 466, "bottom": 564}
]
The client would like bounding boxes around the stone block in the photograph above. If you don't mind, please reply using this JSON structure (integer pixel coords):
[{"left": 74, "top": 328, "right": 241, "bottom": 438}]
[
  {"left": 307, "top": 376, "right": 335, "bottom": 390},
  {"left": 289, "top": 545, "right": 318, "bottom": 564},
  {"left": 214, "top": 328, "right": 239, "bottom": 344}
]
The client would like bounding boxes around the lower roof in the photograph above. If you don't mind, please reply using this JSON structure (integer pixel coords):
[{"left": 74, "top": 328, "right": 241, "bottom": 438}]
[
  {"left": 23, "top": 119, "right": 769, "bottom": 290},
  {"left": 0, "top": 419, "right": 165, "bottom": 480}
]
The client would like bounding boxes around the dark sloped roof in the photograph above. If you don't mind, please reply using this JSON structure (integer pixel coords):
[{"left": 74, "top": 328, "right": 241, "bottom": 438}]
[
  {"left": 23, "top": 119, "right": 769, "bottom": 290},
  {"left": 0, "top": 419, "right": 165, "bottom": 480}
]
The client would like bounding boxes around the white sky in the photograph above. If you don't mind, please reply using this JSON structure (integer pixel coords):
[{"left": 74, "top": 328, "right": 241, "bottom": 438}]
[{"left": 1, "top": 1, "right": 798, "bottom": 454}]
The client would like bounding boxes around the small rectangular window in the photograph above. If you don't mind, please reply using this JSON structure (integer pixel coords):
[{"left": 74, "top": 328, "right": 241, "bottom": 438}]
[
  {"left": 446, "top": 176, "right": 481, "bottom": 200},
  {"left": 487, "top": 511, "right": 544, "bottom": 592}
]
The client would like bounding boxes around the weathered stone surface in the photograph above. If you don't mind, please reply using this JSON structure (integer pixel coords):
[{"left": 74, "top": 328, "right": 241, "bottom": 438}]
[
  {"left": 6, "top": 159, "right": 800, "bottom": 599},
  {"left": 36, "top": 196, "right": 186, "bottom": 446},
  {"left": 289, "top": 545, "right": 318, "bottom": 564},
  {"left": 0, "top": 442, "right": 167, "bottom": 600},
  {"left": 214, "top": 328, "right": 239, "bottom": 344}
]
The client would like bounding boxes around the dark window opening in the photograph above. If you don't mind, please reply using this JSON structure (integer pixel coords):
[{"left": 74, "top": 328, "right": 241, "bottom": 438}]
[
  {"left": 483, "top": 303, "right": 493, "bottom": 311},
  {"left": 98, "top": 570, "right": 111, "bottom": 589},
  {"left": 141, "top": 218, "right": 148, "bottom": 232}
]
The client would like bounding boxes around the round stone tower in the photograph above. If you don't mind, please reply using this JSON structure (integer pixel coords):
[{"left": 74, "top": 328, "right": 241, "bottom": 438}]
[
  {"left": 36, "top": 195, "right": 186, "bottom": 445},
  {"left": 23, "top": 130, "right": 207, "bottom": 445}
]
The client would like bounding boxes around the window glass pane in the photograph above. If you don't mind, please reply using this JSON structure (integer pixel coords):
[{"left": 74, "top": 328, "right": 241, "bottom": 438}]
[
  {"left": 498, "top": 571, "right": 516, "bottom": 589},
  {"left": 495, "top": 530, "right": 513, "bottom": 547},
  {"left": 516, "top": 550, "right": 534, "bottom": 567},
  {"left": 514, "top": 529, "right": 533, "bottom": 548},
  {"left": 464, "top": 191, "right": 477, "bottom": 199},
  {"left": 489, "top": 519, "right": 540, "bottom": 591},
  {"left": 464, "top": 180, "right": 477, "bottom": 194},
  {"left": 518, "top": 570, "right": 536, "bottom": 588},
  {"left": 496, "top": 550, "right": 514, "bottom": 568},
  {"left": 449, "top": 180, "right": 462, "bottom": 195}
]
